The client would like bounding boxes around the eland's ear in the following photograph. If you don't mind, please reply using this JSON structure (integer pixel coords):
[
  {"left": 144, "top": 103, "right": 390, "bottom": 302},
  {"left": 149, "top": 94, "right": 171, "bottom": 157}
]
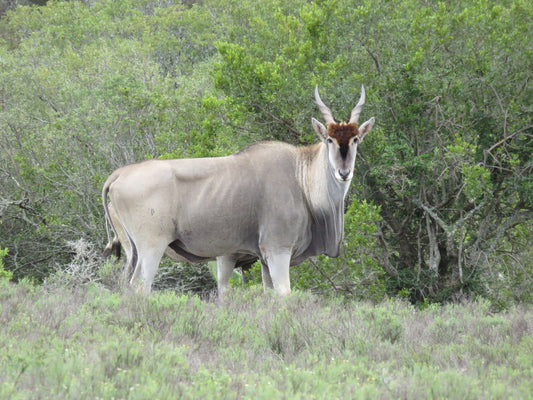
[
  {"left": 312, "top": 118, "right": 328, "bottom": 142},
  {"left": 357, "top": 117, "right": 375, "bottom": 142}
]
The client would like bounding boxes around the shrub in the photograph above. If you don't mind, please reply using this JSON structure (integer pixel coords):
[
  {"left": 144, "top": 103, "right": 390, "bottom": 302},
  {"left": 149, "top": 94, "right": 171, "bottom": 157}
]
[{"left": 0, "top": 247, "right": 12, "bottom": 281}]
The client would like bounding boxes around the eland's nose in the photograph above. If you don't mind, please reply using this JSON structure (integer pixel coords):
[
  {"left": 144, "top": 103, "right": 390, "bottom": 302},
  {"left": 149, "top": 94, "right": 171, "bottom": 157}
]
[{"left": 339, "top": 169, "right": 351, "bottom": 180}]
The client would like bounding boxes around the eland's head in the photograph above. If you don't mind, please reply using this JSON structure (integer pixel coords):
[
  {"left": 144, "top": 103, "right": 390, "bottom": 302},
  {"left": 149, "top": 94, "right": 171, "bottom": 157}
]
[{"left": 312, "top": 85, "right": 375, "bottom": 183}]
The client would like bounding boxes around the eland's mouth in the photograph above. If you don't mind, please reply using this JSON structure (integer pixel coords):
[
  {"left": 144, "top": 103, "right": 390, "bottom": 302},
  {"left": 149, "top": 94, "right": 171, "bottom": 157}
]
[{"left": 336, "top": 169, "right": 352, "bottom": 182}]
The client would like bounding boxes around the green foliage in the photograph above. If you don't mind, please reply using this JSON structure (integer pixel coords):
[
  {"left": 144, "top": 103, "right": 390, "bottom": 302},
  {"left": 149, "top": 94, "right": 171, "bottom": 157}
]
[
  {"left": 0, "top": 0, "right": 223, "bottom": 280},
  {"left": 355, "top": 0, "right": 533, "bottom": 302},
  {"left": 0, "top": 247, "right": 12, "bottom": 281},
  {"left": 212, "top": 0, "right": 372, "bottom": 144},
  {"left": 1, "top": 285, "right": 533, "bottom": 398},
  {"left": 293, "top": 200, "right": 385, "bottom": 300},
  {"left": 0, "top": 0, "right": 531, "bottom": 304},
  {"left": 208, "top": 0, "right": 533, "bottom": 302}
]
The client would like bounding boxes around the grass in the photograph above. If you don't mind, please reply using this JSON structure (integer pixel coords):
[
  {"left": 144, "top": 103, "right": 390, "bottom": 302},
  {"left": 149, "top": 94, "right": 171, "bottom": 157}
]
[{"left": 1, "top": 278, "right": 532, "bottom": 399}]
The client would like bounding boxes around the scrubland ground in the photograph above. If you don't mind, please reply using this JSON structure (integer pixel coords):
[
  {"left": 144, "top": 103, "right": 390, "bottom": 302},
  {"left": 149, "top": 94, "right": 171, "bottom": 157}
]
[{"left": 1, "top": 278, "right": 532, "bottom": 400}]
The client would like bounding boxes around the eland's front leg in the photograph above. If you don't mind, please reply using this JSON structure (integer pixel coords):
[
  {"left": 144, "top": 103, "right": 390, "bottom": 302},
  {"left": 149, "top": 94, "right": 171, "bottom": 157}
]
[
  {"left": 261, "top": 262, "right": 274, "bottom": 292},
  {"left": 261, "top": 250, "right": 291, "bottom": 296},
  {"left": 216, "top": 255, "right": 236, "bottom": 300}
]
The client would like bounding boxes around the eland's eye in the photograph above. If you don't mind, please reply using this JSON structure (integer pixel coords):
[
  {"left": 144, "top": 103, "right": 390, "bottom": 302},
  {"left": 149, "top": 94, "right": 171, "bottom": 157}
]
[{"left": 327, "top": 138, "right": 334, "bottom": 144}]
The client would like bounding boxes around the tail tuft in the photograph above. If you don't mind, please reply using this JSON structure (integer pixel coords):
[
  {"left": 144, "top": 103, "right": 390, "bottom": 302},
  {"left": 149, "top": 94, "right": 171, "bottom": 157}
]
[{"left": 103, "top": 239, "right": 121, "bottom": 259}]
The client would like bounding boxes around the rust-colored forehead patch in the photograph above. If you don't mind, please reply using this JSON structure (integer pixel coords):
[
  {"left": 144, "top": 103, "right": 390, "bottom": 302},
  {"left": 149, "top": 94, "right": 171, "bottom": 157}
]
[{"left": 326, "top": 122, "right": 359, "bottom": 145}]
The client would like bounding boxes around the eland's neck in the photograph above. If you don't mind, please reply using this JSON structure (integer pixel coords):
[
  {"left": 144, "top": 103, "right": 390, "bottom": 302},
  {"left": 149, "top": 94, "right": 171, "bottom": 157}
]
[{"left": 297, "top": 143, "right": 349, "bottom": 212}]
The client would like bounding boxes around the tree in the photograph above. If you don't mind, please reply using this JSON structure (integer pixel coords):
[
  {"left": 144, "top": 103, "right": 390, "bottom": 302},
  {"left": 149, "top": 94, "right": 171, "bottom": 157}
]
[
  {"left": 0, "top": 0, "right": 220, "bottom": 280},
  {"left": 0, "top": 0, "right": 531, "bottom": 305},
  {"left": 207, "top": 0, "right": 533, "bottom": 303}
]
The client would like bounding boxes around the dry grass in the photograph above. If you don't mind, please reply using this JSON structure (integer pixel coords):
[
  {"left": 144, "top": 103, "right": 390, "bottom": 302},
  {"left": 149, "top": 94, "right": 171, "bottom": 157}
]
[{"left": 1, "top": 278, "right": 532, "bottom": 399}]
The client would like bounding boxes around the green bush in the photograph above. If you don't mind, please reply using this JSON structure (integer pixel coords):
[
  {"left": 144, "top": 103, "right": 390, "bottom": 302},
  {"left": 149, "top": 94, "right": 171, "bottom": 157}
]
[
  {"left": 292, "top": 200, "right": 386, "bottom": 300},
  {"left": 0, "top": 0, "right": 531, "bottom": 304},
  {"left": 2, "top": 285, "right": 533, "bottom": 399},
  {"left": 0, "top": 247, "right": 12, "bottom": 281}
]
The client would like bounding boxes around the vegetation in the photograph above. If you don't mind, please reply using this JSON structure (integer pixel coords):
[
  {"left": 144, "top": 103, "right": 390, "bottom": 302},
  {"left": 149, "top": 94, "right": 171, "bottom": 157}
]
[
  {"left": 0, "top": 0, "right": 532, "bottom": 306},
  {"left": 1, "top": 278, "right": 533, "bottom": 399},
  {"left": 1, "top": 3, "right": 531, "bottom": 397}
]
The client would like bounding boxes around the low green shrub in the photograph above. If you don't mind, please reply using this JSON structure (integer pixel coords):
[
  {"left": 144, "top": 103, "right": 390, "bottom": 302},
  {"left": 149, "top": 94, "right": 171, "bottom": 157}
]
[{"left": 1, "top": 284, "right": 533, "bottom": 399}]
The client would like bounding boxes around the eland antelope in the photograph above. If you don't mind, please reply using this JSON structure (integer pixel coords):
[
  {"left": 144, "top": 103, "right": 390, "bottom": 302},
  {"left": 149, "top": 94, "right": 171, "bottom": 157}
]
[{"left": 102, "top": 85, "right": 375, "bottom": 297}]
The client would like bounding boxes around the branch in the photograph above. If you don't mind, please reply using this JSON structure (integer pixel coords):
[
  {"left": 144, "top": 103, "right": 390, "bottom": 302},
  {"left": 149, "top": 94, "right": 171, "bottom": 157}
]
[
  {"left": 375, "top": 223, "right": 398, "bottom": 278},
  {"left": 307, "top": 258, "right": 347, "bottom": 295},
  {"left": 414, "top": 198, "right": 450, "bottom": 235},
  {"left": 452, "top": 202, "right": 485, "bottom": 234},
  {"left": 488, "top": 83, "right": 508, "bottom": 137},
  {"left": 0, "top": 166, "right": 25, "bottom": 193},
  {"left": 425, "top": 213, "right": 440, "bottom": 275},
  {"left": 483, "top": 125, "right": 533, "bottom": 165},
  {"left": 250, "top": 102, "right": 302, "bottom": 138},
  {"left": 488, "top": 210, "right": 533, "bottom": 253},
  {"left": 414, "top": 199, "right": 484, "bottom": 239},
  {"left": 359, "top": 40, "right": 381, "bottom": 75}
]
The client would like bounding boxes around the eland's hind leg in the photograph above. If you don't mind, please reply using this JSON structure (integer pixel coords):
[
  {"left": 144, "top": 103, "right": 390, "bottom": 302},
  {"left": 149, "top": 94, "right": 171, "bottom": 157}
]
[{"left": 130, "top": 245, "right": 166, "bottom": 295}]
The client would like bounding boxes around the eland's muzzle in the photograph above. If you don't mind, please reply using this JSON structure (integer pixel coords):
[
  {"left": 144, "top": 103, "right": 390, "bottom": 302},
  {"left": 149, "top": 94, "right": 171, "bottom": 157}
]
[{"left": 338, "top": 169, "right": 351, "bottom": 181}]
